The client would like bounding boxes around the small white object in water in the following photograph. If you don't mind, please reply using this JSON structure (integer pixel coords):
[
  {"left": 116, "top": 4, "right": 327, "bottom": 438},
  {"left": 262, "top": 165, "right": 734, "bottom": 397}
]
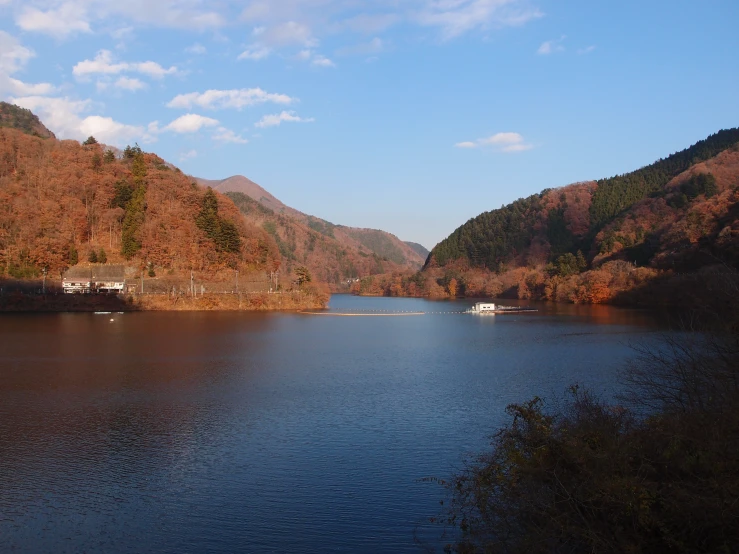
[{"left": 110, "top": 319, "right": 114, "bottom": 322}]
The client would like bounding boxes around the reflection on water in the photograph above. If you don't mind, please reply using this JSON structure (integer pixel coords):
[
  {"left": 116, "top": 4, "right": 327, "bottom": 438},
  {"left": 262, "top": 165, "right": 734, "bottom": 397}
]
[{"left": 0, "top": 298, "right": 665, "bottom": 553}]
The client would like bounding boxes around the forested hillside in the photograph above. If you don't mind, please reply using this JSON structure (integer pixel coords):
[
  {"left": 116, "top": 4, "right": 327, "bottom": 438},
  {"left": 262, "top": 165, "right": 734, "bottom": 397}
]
[
  {"left": 359, "top": 129, "right": 739, "bottom": 304},
  {"left": 199, "top": 175, "right": 426, "bottom": 273},
  {"left": 226, "top": 191, "right": 414, "bottom": 287},
  {"left": 0, "top": 101, "right": 55, "bottom": 139},
  {"left": 429, "top": 128, "right": 739, "bottom": 271},
  {"left": 0, "top": 127, "right": 280, "bottom": 282}
]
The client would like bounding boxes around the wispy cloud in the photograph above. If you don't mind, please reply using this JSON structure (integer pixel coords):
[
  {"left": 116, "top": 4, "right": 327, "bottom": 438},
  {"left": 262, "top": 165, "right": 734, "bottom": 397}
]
[
  {"left": 73, "top": 50, "right": 179, "bottom": 79},
  {"left": 114, "top": 76, "right": 147, "bottom": 91},
  {"left": 537, "top": 35, "right": 566, "bottom": 55},
  {"left": 311, "top": 54, "right": 335, "bottom": 67},
  {"left": 179, "top": 149, "right": 198, "bottom": 161},
  {"left": 577, "top": 45, "right": 596, "bottom": 55},
  {"left": 213, "top": 127, "right": 248, "bottom": 144},
  {"left": 455, "top": 132, "right": 534, "bottom": 153},
  {"left": 255, "top": 111, "right": 315, "bottom": 128},
  {"left": 17, "top": 3, "right": 91, "bottom": 39},
  {"left": 167, "top": 88, "right": 295, "bottom": 110},
  {"left": 237, "top": 45, "right": 272, "bottom": 61},
  {"left": 336, "top": 37, "right": 387, "bottom": 57},
  {"left": 0, "top": 31, "right": 56, "bottom": 96},
  {"left": 185, "top": 43, "right": 207, "bottom": 55}
]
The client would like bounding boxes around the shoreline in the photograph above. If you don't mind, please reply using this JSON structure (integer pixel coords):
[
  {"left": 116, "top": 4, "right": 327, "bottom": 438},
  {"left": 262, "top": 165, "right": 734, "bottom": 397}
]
[{"left": 0, "top": 291, "right": 328, "bottom": 313}]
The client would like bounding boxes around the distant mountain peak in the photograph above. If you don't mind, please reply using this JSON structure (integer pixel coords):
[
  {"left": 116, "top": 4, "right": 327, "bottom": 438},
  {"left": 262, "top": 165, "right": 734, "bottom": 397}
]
[{"left": 196, "top": 173, "right": 427, "bottom": 272}]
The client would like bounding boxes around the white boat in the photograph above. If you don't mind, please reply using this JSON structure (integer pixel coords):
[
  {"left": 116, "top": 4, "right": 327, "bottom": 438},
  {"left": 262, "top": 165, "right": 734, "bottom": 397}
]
[{"left": 466, "top": 302, "right": 538, "bottom": 315}]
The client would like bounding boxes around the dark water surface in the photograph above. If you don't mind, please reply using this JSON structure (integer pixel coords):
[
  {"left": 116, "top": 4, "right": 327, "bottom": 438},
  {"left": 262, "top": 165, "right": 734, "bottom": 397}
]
[{"left": 0, "top": 296, "right": 665, "bottom": 553}]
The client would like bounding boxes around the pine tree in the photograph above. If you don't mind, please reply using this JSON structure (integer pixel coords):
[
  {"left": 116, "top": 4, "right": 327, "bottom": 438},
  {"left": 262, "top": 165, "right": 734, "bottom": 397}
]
[
  {"left": 68, "top": 244, "right": 78, "bottom": 265},
  {"left": 121, "top": 185, "right": 146, "bottom": 259}
]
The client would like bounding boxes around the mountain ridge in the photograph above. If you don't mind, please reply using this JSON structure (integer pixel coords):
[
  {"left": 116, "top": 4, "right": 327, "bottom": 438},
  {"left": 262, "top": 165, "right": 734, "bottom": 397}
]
[
  {"left": 355, "top": 128, "right": 739, "bottom": 304},
  {"left": 195, "top": 174, "right": 426, "bottom": 273}
]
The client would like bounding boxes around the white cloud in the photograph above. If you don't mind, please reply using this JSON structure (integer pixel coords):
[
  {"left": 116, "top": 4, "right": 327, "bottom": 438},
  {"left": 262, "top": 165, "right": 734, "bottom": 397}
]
[
  {"left": 16, "top": 3, "right": 91, "bottom": 39},
  {"left": 164, "top": 113, "right": 220, "bottom": 133},
  {"left": 10, "top": 95, "right": 149, "bottom": 145},
  {"left": 294, "top": 49, "right": 335, "bottom": 67},
  {"left": 577, "top": 45, "right": 596, "bottom": 55},
  {"left": 213, "top": 127, "right": 248, "bottom": 144},
  {"left": 79, "top": 115, "right": 146, "bottom": 144},
  {"left": 455, "top": 132, "right": 533, "bottom": 152},
  {"left": 255, "top": 111, "right": 315, "bottom": 128},
  {"left": 253, "top": 20, "right": 315, "bottom": 47},
  {"left": 115, "top": 76, "right": 147, "bottom": 91},
  {"left": 0, "top": 31, "right": 34, "bottom": 74},
  {"left": 167, "top": 88, "right": 295, "bottom": 110},
  {"left": 417, "top": 0, "right": 544, "bottom": 40},
  {"left": 12, "top": 1, "right": 225, "bottom": 34},
  {"left": 537, "top": 35, "right": 566, "bottom": 55},
  {"left": 185, "top": 43, "right": 207, "bottom": 55},
  {"left": 311, "top": 55, "right": 335, "bottom": 67},
  {"left": 179, "top": 149, "right": 198, "bottom": 161},
  {"left": 0, "top": 31, "right": 56, "bottom": 96},
  {"left": 7, "top": 0, "right": 542, "bottom": 46},
  {"left": 73, "top": 50, "right": 179, "bottom": 80},
  {"left": 237, "top": 45, "right": 271, "bottom": 61}
]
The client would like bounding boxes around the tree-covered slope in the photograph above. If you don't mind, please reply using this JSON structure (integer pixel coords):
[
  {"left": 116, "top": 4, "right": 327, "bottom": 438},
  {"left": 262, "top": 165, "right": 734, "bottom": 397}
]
[
  {"left": 404, "top": 241, "right": 429, "bottom": 259},
  {"left": 0, "top": 102, "right": 55, "bottom": 139},
  {"left": 0, "top": 128, "right": 279, "bottom": 281},
  {"left": 225, "top": 191, "right": 412, "bottom": 286},
  {"left": 428, "top": 128, "right": 739, "bottom": 271},
  {"left": 200, "top": 173, "right": 426, "bottom": 271}
]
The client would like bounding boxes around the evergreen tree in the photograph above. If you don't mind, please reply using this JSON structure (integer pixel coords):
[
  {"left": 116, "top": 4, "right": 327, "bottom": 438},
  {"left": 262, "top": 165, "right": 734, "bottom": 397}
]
[
  {"left": 294, "top": 266, "right": 312, "bottom": 287},
  {"left": 68, "top": 244, "right": 78, "bottom": 265},
  {"left": 83, "top": 136, "right": 98, "bottom": 145},
  {"left": 112, "top": 181, "right": 133, "bottom": 209},
  {"left": 98, "top": 248, "right": 107, "bottom": 263},
  {"left": 88, "top": 250, "right": 98, "bottom": 263},
  {"left": 195, "top": 188, "right": 242, "bottom": 255},
  {"left": 103, "top": 150, "right": 115, "bottom": 163},
  {"left": 121, "top": 185, "right": 146, "bottom": 259}
]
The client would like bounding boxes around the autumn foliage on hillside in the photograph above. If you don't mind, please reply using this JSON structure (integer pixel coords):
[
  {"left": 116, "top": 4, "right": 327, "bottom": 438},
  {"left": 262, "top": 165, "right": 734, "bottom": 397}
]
[
  {"left": 381, "top": 130, "right": 739, "bottom": 305},
  {"left": 226, "top": 191, "right": 415, "bottom": 289},
  {"left": 0, "top": 127, "right": 280, "bottom": 281}
]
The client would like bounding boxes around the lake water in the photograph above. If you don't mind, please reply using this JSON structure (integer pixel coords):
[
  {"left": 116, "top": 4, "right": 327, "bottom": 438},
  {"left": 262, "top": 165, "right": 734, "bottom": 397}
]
[{"left": 0, "top": 296, "right": 665, "bottom": 553}]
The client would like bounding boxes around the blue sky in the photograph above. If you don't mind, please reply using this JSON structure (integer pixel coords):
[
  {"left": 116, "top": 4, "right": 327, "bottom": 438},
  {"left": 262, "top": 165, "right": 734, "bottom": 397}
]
[{"left": 1, "top": 0, "right": 738, "bottom": 249}]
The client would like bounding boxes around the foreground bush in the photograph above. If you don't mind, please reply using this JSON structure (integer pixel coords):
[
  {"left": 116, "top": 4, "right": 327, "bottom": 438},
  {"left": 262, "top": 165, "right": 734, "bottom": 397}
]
[{"left": 436, "top": 274, "right": 739, "bottom": 553}]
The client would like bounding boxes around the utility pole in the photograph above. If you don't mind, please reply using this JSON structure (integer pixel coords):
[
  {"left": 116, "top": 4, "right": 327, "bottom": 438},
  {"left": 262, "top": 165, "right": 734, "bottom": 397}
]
[
  {"left": 141, "top": 267, "right": 144, "bottom": 294},
  {"left": 190, "top": 271, "right": 194, "bottom": 297},
  {"left": 42, "top": 267, "right": 47, "bottom": 294}
]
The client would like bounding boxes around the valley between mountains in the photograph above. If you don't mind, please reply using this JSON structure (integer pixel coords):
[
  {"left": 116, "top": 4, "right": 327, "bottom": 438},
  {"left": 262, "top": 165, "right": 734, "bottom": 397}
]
[{"left": 1, "top": 100, "right": 738, "bottom": 312}]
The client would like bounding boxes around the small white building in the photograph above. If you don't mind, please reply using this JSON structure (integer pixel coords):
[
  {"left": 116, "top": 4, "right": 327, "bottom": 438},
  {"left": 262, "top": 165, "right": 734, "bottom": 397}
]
[
  {"left": 62, "top": 274, "right": 93, "bottom": 294},
  {"left": 473, "top": 302, "right": 497, "bottom": 313},
  {"left": 63, "top": 264, "right": 125, "bottom": 294}
]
